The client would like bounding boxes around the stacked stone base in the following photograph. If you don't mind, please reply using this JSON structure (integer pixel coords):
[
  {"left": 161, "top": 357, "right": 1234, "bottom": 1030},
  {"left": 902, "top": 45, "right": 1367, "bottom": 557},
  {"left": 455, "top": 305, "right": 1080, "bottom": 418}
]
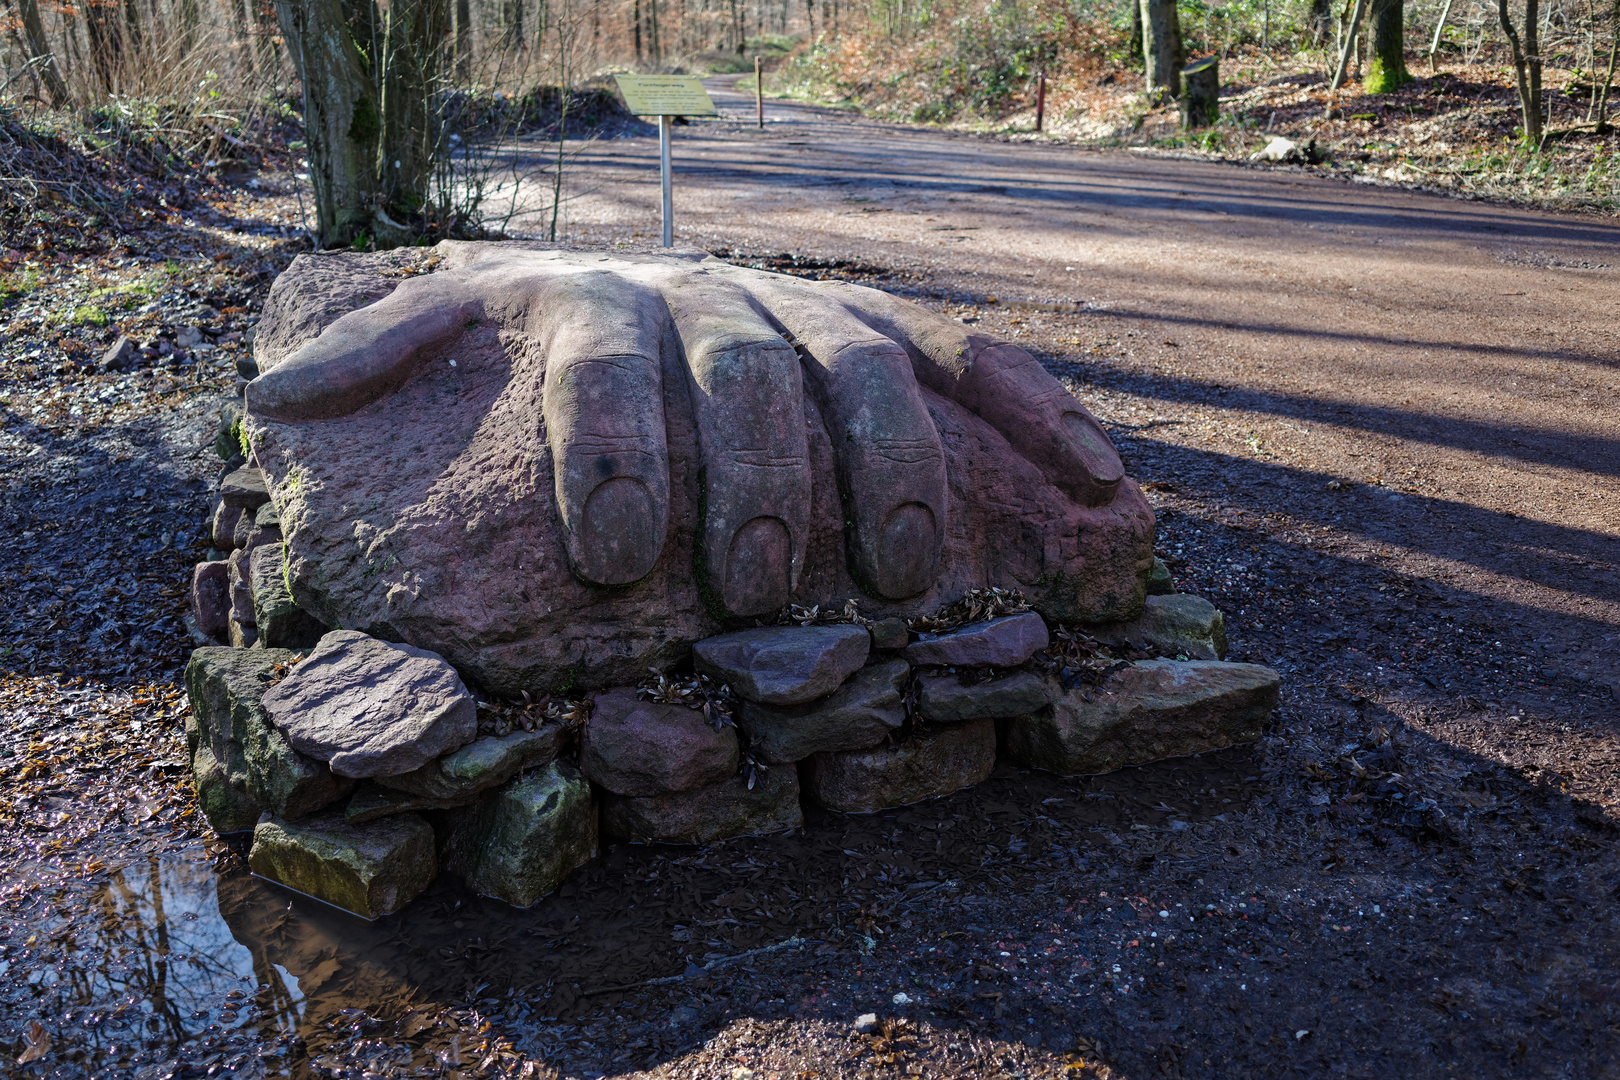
[{"left": 185, "top": 581, "right": 1278, "bottom": 920}]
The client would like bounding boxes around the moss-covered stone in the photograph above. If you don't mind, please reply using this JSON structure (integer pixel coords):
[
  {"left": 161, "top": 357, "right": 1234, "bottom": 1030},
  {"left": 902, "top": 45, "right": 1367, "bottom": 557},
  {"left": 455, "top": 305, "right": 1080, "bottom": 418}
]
[
  {"left": 1090, "top": 594, "right": 1227, "bottom": 660},
  {"left": 185, "top": 647, "right": 353, "bottom": 820},
  {"left": 248, "top": 811, "right": 436, "bottom": 919},
  {"left": 344, "top": 783, "right": 473, "bottom": 823},
  {"left": 249, "top": 544, "right": 326, "bottom": 649},
  {"left": 375, "top": 724, "right": 568, "bottom": 801},
  {"left": 189, "top": 741, "right": 261, "bottom": 834},
  {"left": 1000, "top": 659, "right": 1279, "bottom": 775},
  {"left": 443, "top": 762, "right": 597, "bottom": 907},
  {"left": 1146, "top": 556, "right": 1175, "bottom": 596}
]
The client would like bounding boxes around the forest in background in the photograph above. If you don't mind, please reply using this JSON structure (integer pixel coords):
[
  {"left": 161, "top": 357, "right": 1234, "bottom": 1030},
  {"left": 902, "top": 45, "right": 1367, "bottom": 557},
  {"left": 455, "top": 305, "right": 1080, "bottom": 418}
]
[{"left": 1, "top": 0, "right": 1617, "bottom": 259}]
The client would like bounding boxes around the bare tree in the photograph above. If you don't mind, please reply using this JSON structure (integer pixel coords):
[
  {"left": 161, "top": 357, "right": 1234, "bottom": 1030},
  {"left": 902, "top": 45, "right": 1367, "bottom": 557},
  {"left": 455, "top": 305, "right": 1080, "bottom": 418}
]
[{"left": 1497, "top": 0, "right": 1545, "bottom": 141}]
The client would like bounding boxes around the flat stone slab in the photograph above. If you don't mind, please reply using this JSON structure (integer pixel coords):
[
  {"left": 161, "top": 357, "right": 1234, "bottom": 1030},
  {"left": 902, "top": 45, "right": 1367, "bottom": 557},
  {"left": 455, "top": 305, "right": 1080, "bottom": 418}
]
[
  {"left": 260, "top": 630, "right": 478, "bottom": 778},
  {"left": 1090, "top": 594, "right": 1226, "bottom": 660},
  {"left": 693, "top": 624, "right": 871, "bottom": 706},
  {"left": 581, "top": 688, "right": 739, "bottom": 796},
  {"left": 185, "top": 647, "right": 353, "bottom": 820},
  {"left": 603, "top": 764, "right": 803, "bottom": 845},
  {"left": 739, "top": 659, "right": 909, "bottom": 764},
  {"left": 806, "top": 718, "right": 997, "bottom": 813},
  {"left": 248, "top": 811, "right": 436, "bottom": 919},
  {"left": 916, "top": 670, "right": 1054, "bottom": 724},
  {"left": 1000, "top": 659, "right": 1279, "bottom": 775},
  {"left": 376, "top": 724, "right": 568, "bottom": 801},
  {"left": 219, "top": 466, "right": 271, "bottom": 509},
  {"left": 444, "top": 762, "right": 598, "bottom": 907},
  {"left": 904, "top": 612, "right": 1049, "bottom": 668},
  {"left": 344, "top": 783, "right": 475, "bottom": 823}
]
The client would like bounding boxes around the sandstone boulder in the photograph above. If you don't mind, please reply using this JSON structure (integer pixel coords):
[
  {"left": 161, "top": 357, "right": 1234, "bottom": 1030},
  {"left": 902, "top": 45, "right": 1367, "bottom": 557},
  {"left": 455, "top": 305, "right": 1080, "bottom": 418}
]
[
  {"left": 250, "top": 543, "right": 327, "bottom": 649},
  {"left": 916, "top": 670, "right": 1054, "bottom": 723},
  {"left": 869, "top": 618, "right": 909, "bottom": 651},
  {"left": 190, "top": 561, "right": 230, "bottom": 642},
  {"left": 211, "top": 502, "right": 244, "bottom": 551},
  {"left": 693, "top": 624, "right": 871, "bottom": 706},
  {"left": 904, "top": 612, "right": 1049, "bottom": 668},
  {"left": 260, "top": 630, "right": 479, "bottom": 778},
  {"left": 444, "top": 762, "right": 598, "bottom": 907},
  {"left": 242, "top": 244, "right": 1155, "bottom": 696},
  {"left": 1090, "top": 594, "right": 1227, "bottom": 660},
  {"left": 581, "top": 687, "right": 739, "bottom": 796},
  {"left": 228, "top": 547, "right": 255, "bottom": 627},
  {"left": 248, "top": 811, "right": 436, "bottom": 919},
  {"left": 806, "top": 718, "right": 997, "bottom": 813},
  {"left": 375, "top": 723, "right": 568, "bottom": 801},
  {"left": 220, "top": 466, "right": 271, "bottom": 509},
  {"left": 738, "top": 658, "right": 908, "bottom": 764},
  {"left": 1000, "top": 659, "right": 1279, "bottom": 775},
  {"left": 602, "top": 764, "right": 802, "bottom": 844},
  {"left": 184, "top": 647, "right": 353, "bottom": 819}
]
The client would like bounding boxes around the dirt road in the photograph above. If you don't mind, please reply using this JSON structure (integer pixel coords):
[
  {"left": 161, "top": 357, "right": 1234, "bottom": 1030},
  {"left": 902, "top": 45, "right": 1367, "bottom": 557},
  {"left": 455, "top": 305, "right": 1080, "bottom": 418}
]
[{"left": 531, "top": 74, "right": 1620, "bottom": 702}]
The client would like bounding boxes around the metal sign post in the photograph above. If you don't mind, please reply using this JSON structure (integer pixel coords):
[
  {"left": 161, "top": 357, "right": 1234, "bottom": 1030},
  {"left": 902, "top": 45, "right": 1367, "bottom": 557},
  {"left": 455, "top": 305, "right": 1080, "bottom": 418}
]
[
  {"left": 613, "top": 74, "right": 719, "bottom": 249},
  {"left": 659, "top": 115, "right": 673, "bottom": 247}
]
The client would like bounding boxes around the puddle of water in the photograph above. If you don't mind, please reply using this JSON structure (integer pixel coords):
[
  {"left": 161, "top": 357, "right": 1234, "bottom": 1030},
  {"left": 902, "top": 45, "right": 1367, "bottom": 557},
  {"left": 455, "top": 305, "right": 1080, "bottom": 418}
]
[
  {"left": 9, "top": 849, "right": 459, "bottom": 1078},
  {"left": 5, "top": 751, "right": 1264, "bottom": 1077}
]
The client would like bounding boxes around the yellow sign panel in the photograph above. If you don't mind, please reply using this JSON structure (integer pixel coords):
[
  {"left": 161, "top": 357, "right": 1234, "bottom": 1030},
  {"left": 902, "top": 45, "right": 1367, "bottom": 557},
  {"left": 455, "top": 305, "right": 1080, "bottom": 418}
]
[{"left": 614, "top": 74, "right": 719, "bottom": 117}]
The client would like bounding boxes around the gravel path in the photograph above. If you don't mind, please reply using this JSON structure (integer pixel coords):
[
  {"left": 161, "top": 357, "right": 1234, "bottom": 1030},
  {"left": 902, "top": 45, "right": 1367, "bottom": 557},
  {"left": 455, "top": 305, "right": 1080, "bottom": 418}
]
[{"left": 1, "top": 85, "right": 1616, "bottom": 1078}]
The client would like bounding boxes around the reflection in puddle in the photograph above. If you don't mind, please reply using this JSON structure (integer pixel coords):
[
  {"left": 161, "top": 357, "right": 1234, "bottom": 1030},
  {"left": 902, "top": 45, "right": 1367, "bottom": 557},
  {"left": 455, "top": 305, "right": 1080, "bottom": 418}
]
[
  {"left": 6, "top": 752, "right": 1263, "bottom": 1077},
  {"left": 14, "top": 847, "right": 458, "bottom": 1077}
]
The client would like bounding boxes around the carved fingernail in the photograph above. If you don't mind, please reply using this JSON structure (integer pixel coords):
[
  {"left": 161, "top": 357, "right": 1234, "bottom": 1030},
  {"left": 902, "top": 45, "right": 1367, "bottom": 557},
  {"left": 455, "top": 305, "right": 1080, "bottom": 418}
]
[
  {"left": 874, "top": 502, "right": 937, "bottom": 599},
  {"left": 572, "top": 477, "right": 659, "bottom": 585},
  {"left": 722, "top": 516, "right": 792, "bottom": 615},
  {"left": 1062, "top": 412, "right": 1125, "bottom": 485}
]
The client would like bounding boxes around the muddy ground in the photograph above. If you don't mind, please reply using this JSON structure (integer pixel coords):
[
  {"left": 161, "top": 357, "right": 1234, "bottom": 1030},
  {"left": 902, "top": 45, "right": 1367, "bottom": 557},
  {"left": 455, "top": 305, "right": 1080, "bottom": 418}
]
[{"left": 1, "top": 82, "right": 1617, "bottom": 1079}]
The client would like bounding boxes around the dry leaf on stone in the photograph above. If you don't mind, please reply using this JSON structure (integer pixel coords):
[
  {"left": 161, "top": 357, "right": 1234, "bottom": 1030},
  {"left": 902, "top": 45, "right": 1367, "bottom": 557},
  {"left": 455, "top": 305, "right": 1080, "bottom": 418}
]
[{"left": 16, "top": 1020, "right": 51, "bottom": 1065}]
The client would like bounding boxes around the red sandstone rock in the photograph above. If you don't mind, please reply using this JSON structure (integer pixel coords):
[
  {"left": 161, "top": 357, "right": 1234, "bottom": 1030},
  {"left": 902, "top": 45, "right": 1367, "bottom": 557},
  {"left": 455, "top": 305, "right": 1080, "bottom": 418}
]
[
  {"left": 243, "top": 244, "right": 1155, "bottom": 695},
  {"left": 904, "top": 612, "right": 1050, "bottom": 668},
  {"left": 581, "top": 687, "right": 741, "bottom": 797}
]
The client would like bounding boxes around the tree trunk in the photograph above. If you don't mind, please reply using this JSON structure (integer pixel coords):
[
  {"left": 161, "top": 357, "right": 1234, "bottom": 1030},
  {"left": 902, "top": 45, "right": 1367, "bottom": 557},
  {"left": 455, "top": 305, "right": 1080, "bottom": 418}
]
[
  {"left": 275, "top": 0, "right": 382, "bottom": 246},
  {"left": 1365, "top": 0, "right": 1410, "bottom": 91},
  {"left": 1140, "top": 0, "right": 1183, "bottom": 101},
  {"left": 1497, "top": 0, "right": 1544, "bottom": 141},
  {"left": 1308, "top": 0, "right": 1333, "bottom": 44},
  {"left": 85, "top": 0, "right": 123, "bottom": 93},
  {"left": 454, "top": 0, "right": 470, "bottom": 79},
  {"left": 1128, "top": 0, "right": 1142, "bottom": 71},
  {"left": 18, "top": 0, "right": 71, "bottom": 105}
]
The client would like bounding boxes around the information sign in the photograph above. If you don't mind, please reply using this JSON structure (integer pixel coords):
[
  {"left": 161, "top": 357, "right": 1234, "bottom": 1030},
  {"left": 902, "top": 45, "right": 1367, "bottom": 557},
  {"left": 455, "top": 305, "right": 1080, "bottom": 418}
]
[{"left": 613, "top": 74, "right": 718, "bottom": 117}]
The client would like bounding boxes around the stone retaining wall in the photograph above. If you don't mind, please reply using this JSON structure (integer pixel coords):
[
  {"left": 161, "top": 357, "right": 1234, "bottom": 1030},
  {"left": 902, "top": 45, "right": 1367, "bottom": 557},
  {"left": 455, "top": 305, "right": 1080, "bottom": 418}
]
[{"left": 185, "top": 460, "right": 1279, "bottom": 921}]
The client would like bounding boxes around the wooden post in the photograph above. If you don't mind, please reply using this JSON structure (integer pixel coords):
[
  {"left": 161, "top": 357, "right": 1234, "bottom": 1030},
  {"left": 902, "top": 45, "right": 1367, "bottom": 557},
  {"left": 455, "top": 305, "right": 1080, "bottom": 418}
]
[
  {"left": 1035, "top": 71, "right": 1046, "bottom": 132},
  {"left": 1180, "top": 55, "right": 1218, "bottom": 128},
  {"left": 755, "top": 55, "right": 764, "bottom": 129}
]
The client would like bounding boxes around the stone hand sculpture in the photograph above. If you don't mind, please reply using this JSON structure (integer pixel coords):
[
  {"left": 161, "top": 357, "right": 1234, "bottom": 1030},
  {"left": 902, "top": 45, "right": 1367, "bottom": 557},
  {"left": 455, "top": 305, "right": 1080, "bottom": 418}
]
[{"left": 245, "top": 243, "right": 1154, "bottom": 694}]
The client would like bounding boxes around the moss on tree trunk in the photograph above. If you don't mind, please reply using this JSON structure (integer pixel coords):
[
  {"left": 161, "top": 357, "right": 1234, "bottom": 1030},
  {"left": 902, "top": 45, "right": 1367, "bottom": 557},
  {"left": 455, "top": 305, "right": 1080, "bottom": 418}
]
[{"left": 1365, "top": 0, "right": 1412, "bottom": 93}]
